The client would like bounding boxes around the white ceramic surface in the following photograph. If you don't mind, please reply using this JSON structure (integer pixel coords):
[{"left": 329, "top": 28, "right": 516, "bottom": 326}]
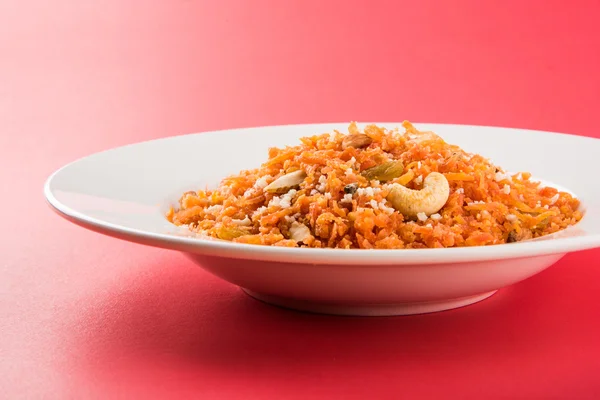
[{"left": 44, "top": 123, "right": 600, "bottom": 316}]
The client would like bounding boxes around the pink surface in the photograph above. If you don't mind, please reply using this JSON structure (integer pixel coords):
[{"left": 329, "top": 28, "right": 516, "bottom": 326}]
[{"left": 2, "top": 1, "right": 600, "bottom": 398}]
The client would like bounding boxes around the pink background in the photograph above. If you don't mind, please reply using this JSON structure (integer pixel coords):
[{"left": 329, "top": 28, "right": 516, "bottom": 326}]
[{"left": 2, "top": 1, "right": 600, "bottom": 398}]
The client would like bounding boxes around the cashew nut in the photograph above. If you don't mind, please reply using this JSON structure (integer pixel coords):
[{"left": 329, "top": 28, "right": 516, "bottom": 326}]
[{"left": 387, "top": 172, "right": 450, "bottom": 217}]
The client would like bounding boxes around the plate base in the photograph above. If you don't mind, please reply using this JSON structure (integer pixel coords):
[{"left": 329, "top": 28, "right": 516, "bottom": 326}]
[{"left": 242, "top": 289, "right": 497, "bottom": 316}]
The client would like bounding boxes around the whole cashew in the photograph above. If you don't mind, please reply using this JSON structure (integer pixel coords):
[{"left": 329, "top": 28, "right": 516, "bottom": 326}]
[{"left": 387, "top": 172, "right": 450, "bottom": 217}]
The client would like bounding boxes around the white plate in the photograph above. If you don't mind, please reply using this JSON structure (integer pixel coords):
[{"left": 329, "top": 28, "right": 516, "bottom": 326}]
[{"left": 45, "top": 123, "right": 600, "bottom": 316}]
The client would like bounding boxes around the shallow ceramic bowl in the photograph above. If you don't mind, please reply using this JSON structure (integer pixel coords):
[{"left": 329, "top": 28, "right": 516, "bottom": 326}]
[{"left": 45, "top": 123, "right": 600, "bottom": 316}]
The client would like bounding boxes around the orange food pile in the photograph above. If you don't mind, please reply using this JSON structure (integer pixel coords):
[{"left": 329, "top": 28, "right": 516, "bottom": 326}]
[{"left": 167, "top": 122, "right": 582, "bottom": 249}]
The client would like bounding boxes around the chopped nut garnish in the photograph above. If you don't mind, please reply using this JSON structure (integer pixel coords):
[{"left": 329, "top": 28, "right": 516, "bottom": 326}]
[
  {"left": 342, "top": 134, "right": 373, "bottom": 150},
  {"left": 264, "top": 170, "right": 307, "bottom": 194},
  {"left": 361, "top": 160, "right": 404, "bottom": 182}
]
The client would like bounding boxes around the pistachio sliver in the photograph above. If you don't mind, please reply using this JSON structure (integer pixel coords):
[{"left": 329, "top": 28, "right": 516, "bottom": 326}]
[
  {"left": 264, "top": 170, "right": 307, "bottom": 194},
  {"left": 361, "top": 160, "right": 404, "bottom": 182}
]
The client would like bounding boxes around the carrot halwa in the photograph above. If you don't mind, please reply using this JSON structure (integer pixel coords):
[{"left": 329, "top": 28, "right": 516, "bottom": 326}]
[{"left": 167, "top": 122, "right": 582, "bottom": 249}]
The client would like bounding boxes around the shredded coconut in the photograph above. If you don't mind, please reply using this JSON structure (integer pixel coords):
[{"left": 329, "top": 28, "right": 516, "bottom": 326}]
[
  {"left": 502, "top": 184, "right": 511, "bottom": 195},
  {"left": 430, "top": 213, "right": 442, "bottom": 221},
  {"left": 345, "top": 168, "right": 353, "bottom": 176},
  {"left": 456, "top": 188, "right": 464, "bottom": 194},
  {"left": 316, "top": 175, "right": 327, "bottom": 192},
  {"left": 279, "top": 198, "right": 291, "bottom": 209},
  {"left": 205, "top": 205, "right": 223, "bottom": 215},
  {"left": 495, "top": 171, "right": 511, "bottom": 182},
  {"left": 280, "top": 189, "right": 297, "bottom": 208},
  {"left": 341, "top": 193, "right": 353, "bottom": 203},
  {"left": 379, "top": 203, "right": 395, "bottom": 214},
  {"left": 232, "top": 216, "right": 252, "bottom": 226},
  {"left": 506, "top": 214, "right": 518, "bottom": 222},
  {"left": 417, "top": 212, "right": 428, "bottom": 222},
  {"left": 549, "top": 194, "right": 559, "bottom": 205},
  {"left": 252, "top": 206, "right": 267, "bottom": 216},
  {"left": 268, "top": 196, "right": 281, "bottom": 208},
  {"left": 268, "top": 189, "right": 297, "bottom": 209},
  {"left": 369, "top": 199, "right": 379, "bottom": 209},
  {"left": 357, "top": 187, "right": 382, "bottom": 198},
  {"left": 467, "top": 200, "right": 485, "bottom": 206},
  {"left": 414, "top": 175, "right": 423, "bottom": 185},
  {"left": 254, "top": 175, "right": 271, "bottom": 189}
]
